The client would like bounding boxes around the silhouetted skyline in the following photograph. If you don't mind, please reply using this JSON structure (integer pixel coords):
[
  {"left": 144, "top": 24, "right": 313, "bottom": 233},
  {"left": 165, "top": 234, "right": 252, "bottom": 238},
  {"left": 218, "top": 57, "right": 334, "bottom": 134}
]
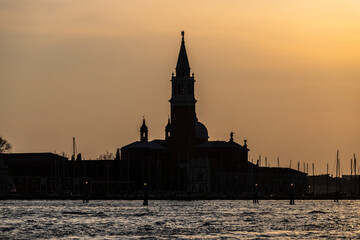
[{"left": 0, "top": 1, "right": 359, "bottom": 175}]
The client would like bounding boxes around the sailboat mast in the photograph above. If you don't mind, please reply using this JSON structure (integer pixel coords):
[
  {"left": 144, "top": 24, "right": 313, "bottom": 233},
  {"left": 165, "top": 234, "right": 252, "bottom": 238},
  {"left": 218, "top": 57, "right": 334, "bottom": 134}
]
[
  {"left": 351, "top": 158, "right": 353, "bottom": 194},
  {"left": 355, "top": 154, "right": 357, "bottom": 194},
  {"left": 312, "top": 163, "right": 315, "bottom": 194},
  {"left": 259, "top": 154, "right": 261, "bottom": 167},
  {"left": 355, "top": 154, "right": 357, "bottom": 177},
  {"left": 307, "top": 163, "right": 309, "bottom": 174},
  {"left": 72, "top": 137, "right": 77, "bottom": 159},
  {"left": 265, "top": 157, "right": 267, "bottom": 168},
  {"left": 327, "top": 163, "right": 329, "bottom": 194},
  {"left": 335, "top": 150, "right": 339, "bottom": 193}
]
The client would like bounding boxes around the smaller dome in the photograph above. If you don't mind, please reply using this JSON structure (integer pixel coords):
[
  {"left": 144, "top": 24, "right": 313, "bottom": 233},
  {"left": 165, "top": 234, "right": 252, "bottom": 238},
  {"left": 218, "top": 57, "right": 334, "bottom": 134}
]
[{"left": 196, "top": 121, "right": 208, "bottom": 142}]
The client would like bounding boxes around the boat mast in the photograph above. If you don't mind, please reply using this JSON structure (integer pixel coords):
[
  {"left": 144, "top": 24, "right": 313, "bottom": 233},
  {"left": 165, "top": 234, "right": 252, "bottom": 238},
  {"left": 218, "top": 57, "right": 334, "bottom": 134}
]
[
  {"left": 355, "top": 154, "right": 357, "bottom": 194},
  {"left": 335, "top": 150, "right": 340, "bottom": 202},
  {"left": 265, "top": 157, "right": 267, "bottom": 168},
  {"left": 307, "top": 163, "right": 309, "bottom": 175},
  {"left": 327, "top": 163, "right": 329, "bottom": 194},
  {"left": 351, "top": 158, "right": 353, "bottom": 194},
  {"left": 312, "top": 163, "right": 315, "bottom": 195}
]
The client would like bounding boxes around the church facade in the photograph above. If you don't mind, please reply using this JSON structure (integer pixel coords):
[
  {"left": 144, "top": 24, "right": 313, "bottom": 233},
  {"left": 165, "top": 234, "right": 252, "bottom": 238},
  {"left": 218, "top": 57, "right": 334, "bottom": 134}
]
[{"left": 120, "top": 32, "right": 306, "bottom": 196}]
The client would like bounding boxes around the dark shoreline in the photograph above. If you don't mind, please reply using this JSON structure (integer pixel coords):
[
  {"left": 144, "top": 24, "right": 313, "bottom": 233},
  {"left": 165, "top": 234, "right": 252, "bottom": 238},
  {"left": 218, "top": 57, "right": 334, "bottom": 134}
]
[{"left": 1, "top": 195, "right": 360, "bottom": 201}]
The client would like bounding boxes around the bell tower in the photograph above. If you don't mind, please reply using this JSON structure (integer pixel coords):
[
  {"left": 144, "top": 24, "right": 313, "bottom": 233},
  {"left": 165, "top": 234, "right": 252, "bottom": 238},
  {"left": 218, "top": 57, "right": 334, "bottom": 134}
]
[
  {"left": 140, "top": 118, "right": 148, "bottom": 142},
  {"left": 169, "top": 31, "right": 197, "bottom": 155}
]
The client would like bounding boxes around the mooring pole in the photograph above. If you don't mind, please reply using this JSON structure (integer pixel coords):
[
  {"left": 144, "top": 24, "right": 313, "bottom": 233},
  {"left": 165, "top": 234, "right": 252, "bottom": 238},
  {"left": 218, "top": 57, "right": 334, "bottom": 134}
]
[
  {"left": 290, "top": 183, "right": 295, "bottom": 205},
  {"left": 253, "top": 183, "right": 259, "bottom": 204}
]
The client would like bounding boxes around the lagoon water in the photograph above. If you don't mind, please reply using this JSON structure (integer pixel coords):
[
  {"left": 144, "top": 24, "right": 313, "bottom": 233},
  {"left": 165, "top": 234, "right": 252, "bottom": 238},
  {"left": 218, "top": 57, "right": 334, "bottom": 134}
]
[{"left": 1, "top": 200, "right": 360, "bottom": 239}]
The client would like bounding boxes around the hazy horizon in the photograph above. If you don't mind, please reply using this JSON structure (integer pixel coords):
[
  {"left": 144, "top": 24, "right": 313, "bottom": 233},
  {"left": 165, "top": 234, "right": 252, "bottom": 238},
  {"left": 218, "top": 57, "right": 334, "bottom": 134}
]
[{"left": 1, "top": 0, "right": 359, "bottom": 175}]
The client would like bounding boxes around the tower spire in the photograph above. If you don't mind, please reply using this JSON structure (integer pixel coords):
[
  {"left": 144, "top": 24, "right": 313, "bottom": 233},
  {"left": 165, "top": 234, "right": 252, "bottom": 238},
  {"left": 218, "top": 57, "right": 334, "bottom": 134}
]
[
  {"left": 176, "top": 31, "right": 190, "bottom": 77},
  {"left": 169, "top": 31, "right": 196, "bottom": 156}
]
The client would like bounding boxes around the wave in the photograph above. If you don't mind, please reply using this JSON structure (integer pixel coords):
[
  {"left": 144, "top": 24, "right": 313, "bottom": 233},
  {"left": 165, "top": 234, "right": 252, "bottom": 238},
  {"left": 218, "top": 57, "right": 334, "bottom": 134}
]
[{"left": 308, "top": 210, "right": 326, "bottom": 214}]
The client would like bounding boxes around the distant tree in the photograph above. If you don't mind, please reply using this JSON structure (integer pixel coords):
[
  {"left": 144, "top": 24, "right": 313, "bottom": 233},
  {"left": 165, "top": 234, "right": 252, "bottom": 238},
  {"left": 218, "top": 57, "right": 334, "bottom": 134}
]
[
  {"left": 97, "top": 151, "right": 115, "bottom": 160},
  {"left": 0, "top": 136, "right": 12, "bottom": 153}
]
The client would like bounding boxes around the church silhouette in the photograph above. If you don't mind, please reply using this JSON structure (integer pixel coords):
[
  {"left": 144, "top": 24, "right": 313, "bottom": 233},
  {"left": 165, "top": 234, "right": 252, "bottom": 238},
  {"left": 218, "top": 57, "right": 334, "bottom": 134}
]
[
  {"left": 120, "top": 32, "right": 306, "bottom": 196},
  {"left": 0, "top": 32, "right": 307, "bottom": 199}
]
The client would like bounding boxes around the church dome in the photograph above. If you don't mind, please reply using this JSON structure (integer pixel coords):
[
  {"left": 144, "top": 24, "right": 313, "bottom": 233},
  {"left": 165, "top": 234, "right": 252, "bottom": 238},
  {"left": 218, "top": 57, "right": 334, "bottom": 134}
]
[{"left": 196, "top": 121, "right": 208, "bottom": 143}]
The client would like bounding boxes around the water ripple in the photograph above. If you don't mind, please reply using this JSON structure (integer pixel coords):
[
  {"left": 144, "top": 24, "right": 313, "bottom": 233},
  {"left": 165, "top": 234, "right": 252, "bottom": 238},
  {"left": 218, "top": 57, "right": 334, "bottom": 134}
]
[{"left": 0, "top": 200, "right": 360, "bottom": 239}]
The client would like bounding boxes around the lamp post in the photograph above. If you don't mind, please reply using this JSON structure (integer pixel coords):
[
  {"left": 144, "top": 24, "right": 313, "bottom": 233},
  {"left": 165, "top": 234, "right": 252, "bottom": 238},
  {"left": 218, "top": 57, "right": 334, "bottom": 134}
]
[
  {"left": 143, "top": 182, "right": 148, "bottom": 206},
  {"left": 83, "top": 180, "right": 89, "bottom": 203}
]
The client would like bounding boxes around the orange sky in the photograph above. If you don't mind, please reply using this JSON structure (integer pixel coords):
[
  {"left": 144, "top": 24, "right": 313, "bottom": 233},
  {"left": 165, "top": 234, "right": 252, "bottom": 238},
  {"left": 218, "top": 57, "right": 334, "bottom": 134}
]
[{"left": 0, "top": 0, "right": 359, "bottom": 175}]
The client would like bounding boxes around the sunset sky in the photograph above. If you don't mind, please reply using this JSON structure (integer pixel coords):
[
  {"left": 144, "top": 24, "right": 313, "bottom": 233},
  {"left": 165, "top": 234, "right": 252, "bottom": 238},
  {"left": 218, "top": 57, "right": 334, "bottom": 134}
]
[{"left": 0, "top": 0, "right": 359, "bottom": 175}]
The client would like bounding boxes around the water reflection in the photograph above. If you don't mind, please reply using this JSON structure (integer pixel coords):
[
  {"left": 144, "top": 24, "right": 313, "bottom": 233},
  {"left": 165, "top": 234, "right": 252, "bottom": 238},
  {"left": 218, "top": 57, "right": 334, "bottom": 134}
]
[{"left": 1, "top": 200, "right": 359, "bottom": 239}]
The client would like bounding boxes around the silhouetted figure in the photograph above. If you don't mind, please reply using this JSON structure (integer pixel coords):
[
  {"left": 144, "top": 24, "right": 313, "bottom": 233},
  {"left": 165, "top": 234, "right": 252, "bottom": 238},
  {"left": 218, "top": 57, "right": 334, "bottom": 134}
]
[
  {"left": 334, "top": 192, "right": 339, "bottom": 202},
  {"left": 290, "top": 183, "right": 295, "bottom": 205},
  {"left": 143, "top": 182, "right": 148, "bottom": 206},
  {"left": 115, "top": 148, "right": 120, "bottom": 161},
  {"left": 253, "top": 183, "right": 259, "bottom": 204}
]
